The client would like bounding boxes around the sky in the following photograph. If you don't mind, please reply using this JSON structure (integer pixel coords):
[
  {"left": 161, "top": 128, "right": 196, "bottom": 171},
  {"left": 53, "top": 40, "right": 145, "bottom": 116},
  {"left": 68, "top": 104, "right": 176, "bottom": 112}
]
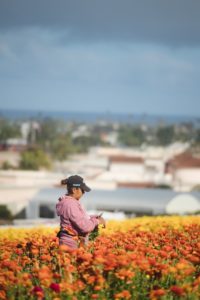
[{"left": 0, "top": 0, "right": 200, "bottom": 116}]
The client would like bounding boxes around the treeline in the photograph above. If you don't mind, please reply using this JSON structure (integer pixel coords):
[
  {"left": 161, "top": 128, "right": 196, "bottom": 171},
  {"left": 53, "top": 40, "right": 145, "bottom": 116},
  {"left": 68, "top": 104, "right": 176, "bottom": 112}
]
[
  {"left": 118, "top": 123, "right": 200, "bottom": 146},
  {"left": 0, "top": 117, "right": 200, "bottom": 170},
  {"left": 0, "top": 118, "right": 107, "bottom": 170}
]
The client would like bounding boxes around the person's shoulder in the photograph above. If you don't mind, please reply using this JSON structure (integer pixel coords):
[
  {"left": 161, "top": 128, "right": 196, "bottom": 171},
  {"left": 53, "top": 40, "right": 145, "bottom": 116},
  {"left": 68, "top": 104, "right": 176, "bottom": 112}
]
[
  {"left": 58, "top": 194, "right": 66, "bottom": 202},
  {"left": 60, "top": 195, "right": 77, "bottom": 206}
]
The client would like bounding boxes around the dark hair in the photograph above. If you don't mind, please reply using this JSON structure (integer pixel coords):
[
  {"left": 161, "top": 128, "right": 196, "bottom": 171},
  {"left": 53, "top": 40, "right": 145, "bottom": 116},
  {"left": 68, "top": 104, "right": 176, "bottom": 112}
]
[
  {"left": 61, "top": 178, "right": 74, "bottom": 194},
  {"left": 61, "top": 178, "right": 68, "bottom": 185}
]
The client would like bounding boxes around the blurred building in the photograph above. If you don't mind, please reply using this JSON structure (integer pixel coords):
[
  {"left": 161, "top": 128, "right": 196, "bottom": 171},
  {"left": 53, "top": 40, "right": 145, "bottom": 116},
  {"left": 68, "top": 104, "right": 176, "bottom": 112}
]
[
  {"left": 165, "top": 151, "right": 200, "bottom": 191},
  {"left": 1, "top": 143, "right": 200, "bottom": 225},
  {"left": 23, "top": 187, "right": 200, "bottom": 220}
]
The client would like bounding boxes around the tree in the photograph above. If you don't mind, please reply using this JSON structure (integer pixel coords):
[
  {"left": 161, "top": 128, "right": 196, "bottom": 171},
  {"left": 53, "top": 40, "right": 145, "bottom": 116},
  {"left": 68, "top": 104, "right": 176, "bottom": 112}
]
[
  {"left": 194, "top": 129, "right": 200, "bottom": 144},
  {"left": 1, "top": 161, "right": 14, "bottom": 170},
  {"left": 156, "top": 126, "right": 174, "bottom": 145},
  {"left": 0, "top": 119, "right": 21, "bottom": 142},
  {"left": 51, "top": 134, "right": 74, "bottom": 161},
  {"left": 36, "top": 118, "right": 64, "bottom": 151},
  {"left": 118, "top": 125, "right": 145, "bottom": 146},
  {"left": 19, "top": 148, "right": 51, "bottom": 170},
  {"left": 0, "top": 205, "right": 12, "bottom": 220},
  {"left": 73, "top": 135, "right": 102, "bottom": 152}
]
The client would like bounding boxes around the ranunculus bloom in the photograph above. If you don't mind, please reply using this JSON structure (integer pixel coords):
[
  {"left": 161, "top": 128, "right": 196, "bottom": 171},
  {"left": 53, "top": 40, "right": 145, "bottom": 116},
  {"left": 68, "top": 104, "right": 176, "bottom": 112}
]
[
  {"left": 32, "top": 286, "right": 43, "bottom": 293},
  {"left": 150, "top": 288, "right": 166, "bottom": 298},
  {"left": 170, "top": 285, "right": 184, "bottom": 296},
  {"left": 50, "top": 282, "right": 60, "bottom": 293}
]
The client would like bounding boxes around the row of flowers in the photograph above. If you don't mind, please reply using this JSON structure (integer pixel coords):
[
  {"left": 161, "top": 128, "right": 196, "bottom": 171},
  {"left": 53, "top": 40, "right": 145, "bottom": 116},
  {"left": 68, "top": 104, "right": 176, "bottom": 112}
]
[{"left": 0, "top": 216, "right": 199, "bottom": 299}]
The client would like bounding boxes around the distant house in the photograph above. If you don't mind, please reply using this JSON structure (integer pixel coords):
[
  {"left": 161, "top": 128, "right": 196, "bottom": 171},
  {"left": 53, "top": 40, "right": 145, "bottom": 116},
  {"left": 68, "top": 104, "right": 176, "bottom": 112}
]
[
  {"left": 96, "top": 154, "right": 156, "bottom": 188},
  {"left": 100, "top": 132, "right": 118, "bottom": 146},
  {"left": 0, "top": 138, "right": 27, "bottom": 152},
  {"left": 165, "top": 152, "right": 200, "bottom": 191},
  {"left": 109, "top": 155, "right": 144, "bottom": 165},
  {"left": 5, "top": 138, "right": 27, "bottom": 151},
  {"left": 93, "top": 144, "right": 191, "bottom": 189}
]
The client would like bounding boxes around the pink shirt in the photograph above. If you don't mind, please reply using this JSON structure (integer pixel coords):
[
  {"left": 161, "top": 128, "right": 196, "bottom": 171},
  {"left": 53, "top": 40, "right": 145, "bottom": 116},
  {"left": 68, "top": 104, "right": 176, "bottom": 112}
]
[{"left": 56, "top": 194, "right": 99, "bottom": 248}]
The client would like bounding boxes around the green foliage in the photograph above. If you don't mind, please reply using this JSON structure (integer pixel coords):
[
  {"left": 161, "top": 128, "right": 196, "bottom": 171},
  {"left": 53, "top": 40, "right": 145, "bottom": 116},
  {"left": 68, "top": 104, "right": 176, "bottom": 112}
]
[
  {"left": 194, "top": 129, "right": 200, "bottom": 144},
  {"left": 155, "top": 184, "right": 171, "bottom": 189},
  {"left": 19, "top": 148, "right": 51, "bottom": 170},
  {"left": 1, "top": 115, "right": 200, "bottom": 162},
  {"left": 35, "top": 118, "right": 61, "bottom": 149},
  {"left": 89, "top": 226, "right": 99, "bottom": 241},
  {"left": 73, "top": 135, "right": 102, "bottom": 152},
  {"left": 156, "top": 126, "right": 174, "bottom": 145},
  {"left": 0, "top": 119, "right": 21, "bottom": 142},
  {"left": 35, "top": 118, "right": 77, "bottom": 160},
  {"left": 0, "top": 205, "right": 12, "bottom": 220},
  {"left": 173, "top": 123, "right": 194, "bottom": 143},
  {"left": 1, "top": 160, "right": 14, "bottom": 170},
  {"left": 118, "top": 125, "right": 145, "bottom": 146},
  {"left": 51, "top": 134, "right": 75, "bottom": 161}
]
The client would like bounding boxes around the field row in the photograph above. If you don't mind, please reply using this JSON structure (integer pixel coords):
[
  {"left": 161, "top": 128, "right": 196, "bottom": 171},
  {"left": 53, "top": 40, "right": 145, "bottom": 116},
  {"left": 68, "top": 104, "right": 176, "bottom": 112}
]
[{"left": 0, "top": 216, "right": 199, "bottom": 299}]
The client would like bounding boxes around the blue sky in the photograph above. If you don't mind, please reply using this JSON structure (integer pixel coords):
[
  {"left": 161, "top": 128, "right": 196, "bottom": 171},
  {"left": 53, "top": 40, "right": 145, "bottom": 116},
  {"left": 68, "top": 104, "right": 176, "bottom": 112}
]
[{"left": 0, "top": 0, "right": 200, "bottom": 116}]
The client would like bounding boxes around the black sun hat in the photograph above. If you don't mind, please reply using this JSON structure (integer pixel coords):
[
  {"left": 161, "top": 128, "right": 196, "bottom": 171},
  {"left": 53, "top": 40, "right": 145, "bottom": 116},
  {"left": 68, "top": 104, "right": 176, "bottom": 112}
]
[{"left": 61, "top": 175, "right": 91, "bottom": 192}]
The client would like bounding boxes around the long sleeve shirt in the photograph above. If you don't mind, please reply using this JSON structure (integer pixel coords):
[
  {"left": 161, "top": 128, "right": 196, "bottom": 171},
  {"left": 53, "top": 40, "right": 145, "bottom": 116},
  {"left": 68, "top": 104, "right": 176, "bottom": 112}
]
[{"left": 56, "top": 194, "right": 99, "bottom": 248}]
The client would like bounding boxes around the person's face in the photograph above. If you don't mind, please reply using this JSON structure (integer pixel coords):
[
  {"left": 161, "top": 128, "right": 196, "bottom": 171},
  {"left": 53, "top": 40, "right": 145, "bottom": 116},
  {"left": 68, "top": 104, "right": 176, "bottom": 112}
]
[{"left": 72, "top": 187, "right": 85, "bottom": 200}]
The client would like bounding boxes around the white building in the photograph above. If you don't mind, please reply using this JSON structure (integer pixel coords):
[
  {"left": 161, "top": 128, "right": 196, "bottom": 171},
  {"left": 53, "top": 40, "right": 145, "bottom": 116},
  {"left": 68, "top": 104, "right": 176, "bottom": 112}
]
[
  {"left": 25, "top": 187, "right": 200, "bottom": 220},
  {"left": 166, "top": 151, "right": 200, "bottom": 192}
]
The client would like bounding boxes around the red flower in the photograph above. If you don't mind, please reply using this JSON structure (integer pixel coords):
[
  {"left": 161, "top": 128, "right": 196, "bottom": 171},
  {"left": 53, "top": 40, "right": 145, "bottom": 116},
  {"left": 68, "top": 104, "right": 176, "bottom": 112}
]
[
  {"left": 32, "top": 286, "right": 43, "bottom": 293},
  {"left": 49, "top": 282, "right": 60, "bottom": 293},
  {"left": 170, "top": 285, "right": 184, "bottom": 296}
]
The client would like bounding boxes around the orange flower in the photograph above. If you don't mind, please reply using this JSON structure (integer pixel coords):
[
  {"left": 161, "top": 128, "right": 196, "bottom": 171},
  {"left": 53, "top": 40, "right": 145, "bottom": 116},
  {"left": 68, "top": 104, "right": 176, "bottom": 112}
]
[
  {"left": 37, "top": 265, "right": 52, "bottom": 286},
  {"left": 91, "top": 294, "right": 99, "bottom": 299},
  {"left": 40, "top": 254, "right": 52, "bottom": 262},
  {"left": 0, "top": 216, "right": 200, "bottom": 299},
  {"left": 86, "top": 275, "right": 96, "bottom": 284},
  {"left": 114, "top": 290, "right": 131, "bottom": 299},
  {"left": 72, "top": 280, "right": 85, "bottom": 292},
  {"left": 31, "top": 247, "right": 39, "bottom": 255},
  {"left": 148, "top": 257, "right": 157, "bottom": 266},
  {"left": 93, "top": 255, "right": 106, "bottom": 264},
  {"left": 159, "top": 250, "right": 168, "bottom": 258},
  {"left": 94, "top": 285, "right": 102, "bottom": 291},
  {"left": 59, "top": 244, "right": 74, "bottom": 253},
  {"left": 115, "top": 269, "right": 135, "bottom": 280},
  {"left": 193, "top": 276, "right": 200, "bottom": 287},
  {"left": 0, "top": 290, "right": 6, "bottom": 300},
  {"left": 150, "top": 289, "right": 166, "bottom": 299},
  {"left": 186, "top": 254, "right": 199, "bottom": 264}
]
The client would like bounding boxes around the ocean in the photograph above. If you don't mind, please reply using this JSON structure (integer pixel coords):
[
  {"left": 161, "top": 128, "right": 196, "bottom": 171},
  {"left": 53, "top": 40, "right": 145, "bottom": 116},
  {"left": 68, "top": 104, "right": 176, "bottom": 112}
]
[{"left": 0, "top": 109, "right": 199, "bottom": 125}]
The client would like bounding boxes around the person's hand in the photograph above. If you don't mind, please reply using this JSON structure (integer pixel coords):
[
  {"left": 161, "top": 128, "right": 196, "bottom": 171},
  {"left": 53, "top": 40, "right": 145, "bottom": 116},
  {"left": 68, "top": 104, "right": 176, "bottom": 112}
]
[{"left": 98, "top": 216, "right": 106, "bottom": 228}]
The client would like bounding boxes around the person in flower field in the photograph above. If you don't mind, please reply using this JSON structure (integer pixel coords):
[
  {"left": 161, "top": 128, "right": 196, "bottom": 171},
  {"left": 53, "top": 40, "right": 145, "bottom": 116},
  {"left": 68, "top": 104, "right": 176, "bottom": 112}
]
[{"left": 56, "top": 175, "right": 106, "bottom": 249}]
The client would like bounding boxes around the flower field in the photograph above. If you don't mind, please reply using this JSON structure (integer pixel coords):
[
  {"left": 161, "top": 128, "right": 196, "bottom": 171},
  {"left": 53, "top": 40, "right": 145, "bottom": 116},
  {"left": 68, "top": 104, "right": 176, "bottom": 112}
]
[{"left": 0, "top": 216, "right": 200, "bottom": 300}]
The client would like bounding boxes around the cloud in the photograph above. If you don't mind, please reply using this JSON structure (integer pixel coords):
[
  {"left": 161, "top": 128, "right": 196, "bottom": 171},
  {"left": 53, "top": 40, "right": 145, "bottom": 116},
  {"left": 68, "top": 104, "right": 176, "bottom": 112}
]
[
  {"left": 0, "top": 28, "right": 200, "bottom": 116},
  {"left": 0, "top": 0, "right": 200, "bottom": 46},
  {"left": 0, "top": 28, "right": 198, "bottom": 82},
  {"left": 0, "top": 0, "right": 200, "bottom": 117}
]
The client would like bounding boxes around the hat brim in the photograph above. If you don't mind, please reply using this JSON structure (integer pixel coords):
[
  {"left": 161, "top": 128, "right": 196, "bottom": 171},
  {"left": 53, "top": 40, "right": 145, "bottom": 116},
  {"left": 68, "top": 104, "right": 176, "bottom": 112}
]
[{"left": 81, "top": 183, "right": 91, "bottom": 192}]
